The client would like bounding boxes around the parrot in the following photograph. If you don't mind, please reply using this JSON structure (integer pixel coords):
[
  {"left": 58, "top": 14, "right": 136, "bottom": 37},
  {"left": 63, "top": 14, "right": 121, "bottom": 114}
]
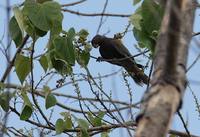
[{"left": 91, "top": 35, "right": 149, "bottom": 85}]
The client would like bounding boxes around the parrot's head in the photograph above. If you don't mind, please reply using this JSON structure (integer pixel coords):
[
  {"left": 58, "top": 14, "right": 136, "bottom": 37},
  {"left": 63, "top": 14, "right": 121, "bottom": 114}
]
[{"left": 91, "top": 35, "right": 105, "bottom": 48}]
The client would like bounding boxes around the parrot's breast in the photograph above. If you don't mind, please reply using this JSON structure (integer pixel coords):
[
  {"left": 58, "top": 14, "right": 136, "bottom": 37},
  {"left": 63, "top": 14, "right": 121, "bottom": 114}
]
[{"left": 99, "top": 44, "right": 124, "bottom": 59}]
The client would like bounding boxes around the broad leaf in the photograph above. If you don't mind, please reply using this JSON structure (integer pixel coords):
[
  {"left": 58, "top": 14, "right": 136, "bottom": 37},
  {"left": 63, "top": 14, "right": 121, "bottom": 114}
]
[
  {"left": 76, "top": 50, "right": 90, "bottom": 67},
  {"left": 130, "top": 13, "right": 142, "bottom": 30},
  {"left": 0, "top": 92, "right": 14, "bottom": 112},
  {"left": 23, "top": 0, "right": 63, "bottom": 35},
  {"left": 60, "top": 112, "right": 73, "bottom": 129},
  {"left": 133, "top": 0, "right": 141, "bottom": 5},
  {"left": 36, "top": 0, "right": 52, "bottom": 3},
  {"left": 88, "top": 112, "right": 105, "bottom": 126},
  {"left": 77, "top": 119, "right": 89, "bottom": 130},
  {"left": 9, "top": 16, "right": 23, "bottom": 47},
  {"left": 20, "top": 105, "right": 33, "bottom": 120},
  {"left": 13, "top": 7, "right": 25, "bottom": 36},
  {"left": 93, "top": 112, "right": 105, "bottom": 126},
  {"left": 101, "top": 132, "right": 109, "bottom": 137},
  {"left": 141, "top": 0, "right": 164, "bottom": 35},
  {"left": 130, "top": 0, "right": 164, "bottom": 54},
  {"left": 133, "top": 28, "right": 155, "bottom": 51},
  {"left": 78, "top": 29, "right": 89, "bottom": 41},
  {"left": 48, "top": 50, "right": 73, "bottom": 75},
  {"left": 55, "top": 118, "right": 65, "bottom": 134},
  {"left": 54, "top": 35, "right": 75, "bottom": 66},
  {"left": 14, "top": 54, "right": 31, "bottom": 84},
  {"left": 45, "top": 93, "right": 57, "bottom": 109},
  {"left": 21, "top": 92, "right": 32, "bottom": 107},
  {"left": 13, "top": 6, "right": 39, "bottom": 38},
  {"left": 39, "top": 55, "right": 48, "bottom": 72},
  {"left": 80, "top": 129, "right": 89, "bottom": 137}
]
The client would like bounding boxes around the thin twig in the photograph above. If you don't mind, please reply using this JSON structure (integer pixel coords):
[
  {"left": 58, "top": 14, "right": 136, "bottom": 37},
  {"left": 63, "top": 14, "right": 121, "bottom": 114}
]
[
  {"left": 192, "top": 32, "right": 200, "bottom": 37},
  {"left": 177, "top": 110, "right": 191, "bottom": 137},
  {"left": 187, "top": 53, "right": 200, "bottom": 72},
  {"left": 96, "top": 0, "right": 109, "bottom": 34},
  {"left": 61, "top": 0, "right": 86, "bottom": 7},
  {"left": 93, "top": 49, "right": 150, "bottom": 62},
  {"left": 62, "top": 9, "right": 130, "bottom": 17},
  {"left": 30, "top": 38, "right": 53, "bottom": 127},
  {"left": 85, "top": 67, "right": 134, "bottom": 137}
]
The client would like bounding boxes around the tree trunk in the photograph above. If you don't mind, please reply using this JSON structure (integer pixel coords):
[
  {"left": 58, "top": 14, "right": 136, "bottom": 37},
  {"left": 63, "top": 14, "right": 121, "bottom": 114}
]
[{"left": 135, "top": 0, "right": 196, "bottom": 137}]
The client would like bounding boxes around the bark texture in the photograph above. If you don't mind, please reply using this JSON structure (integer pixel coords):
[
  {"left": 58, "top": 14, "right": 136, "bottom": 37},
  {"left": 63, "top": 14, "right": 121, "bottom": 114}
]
[{"left": 135, "top": 0, "right": 196, "bottom": 137}]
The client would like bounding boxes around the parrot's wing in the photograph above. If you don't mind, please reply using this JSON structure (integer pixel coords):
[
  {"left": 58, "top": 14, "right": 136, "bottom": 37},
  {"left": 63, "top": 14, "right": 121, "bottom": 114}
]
[{"left": 110, "top": 39, "right": 134, "bottom": 59}]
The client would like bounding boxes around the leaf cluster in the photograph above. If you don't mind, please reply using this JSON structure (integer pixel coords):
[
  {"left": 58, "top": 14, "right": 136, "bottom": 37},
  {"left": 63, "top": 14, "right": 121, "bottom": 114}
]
[{"left": 130, "top": 0, "right": 164, "bottom": 53}]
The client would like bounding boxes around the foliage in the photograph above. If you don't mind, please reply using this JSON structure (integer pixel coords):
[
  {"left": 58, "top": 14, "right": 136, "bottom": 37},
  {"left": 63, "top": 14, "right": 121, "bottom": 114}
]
[
  {"left": 5, "top": 0, "right": 163, "bottom": 135},
  {"left": 9, "top": 0, "right": 91, "bottom": 83},
  {"left": 130, "top": 0, "right": 164, "bottom": 54},
  {"left": 1, "top": 0, "right": 186, "bottom": 136}
]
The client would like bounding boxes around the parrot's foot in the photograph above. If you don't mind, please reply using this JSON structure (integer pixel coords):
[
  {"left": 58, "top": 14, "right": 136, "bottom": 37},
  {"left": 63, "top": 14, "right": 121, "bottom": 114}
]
[{"left": 96, "top": 57, "right": 104, "bottom": 62}]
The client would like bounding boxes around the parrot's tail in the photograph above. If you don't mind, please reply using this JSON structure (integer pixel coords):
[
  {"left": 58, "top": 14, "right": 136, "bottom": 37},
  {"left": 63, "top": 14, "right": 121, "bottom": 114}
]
[
  {"left": 122, "top": 61, "right": 149, "bottom": 85},
  {"left": 126, "top": 70, "right": 149, "bottom": 86}
]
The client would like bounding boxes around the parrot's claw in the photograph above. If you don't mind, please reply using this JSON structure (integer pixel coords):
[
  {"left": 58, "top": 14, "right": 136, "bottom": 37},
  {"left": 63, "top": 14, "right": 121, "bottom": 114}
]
[{"left": 96, "top": 57, "right": 103, "bottom": 62}]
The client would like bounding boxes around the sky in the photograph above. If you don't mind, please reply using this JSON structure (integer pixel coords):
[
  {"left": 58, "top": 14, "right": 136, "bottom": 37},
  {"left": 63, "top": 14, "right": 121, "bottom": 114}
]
[{"left": 0, "top": 0, "right": 200, "bottom": 137}]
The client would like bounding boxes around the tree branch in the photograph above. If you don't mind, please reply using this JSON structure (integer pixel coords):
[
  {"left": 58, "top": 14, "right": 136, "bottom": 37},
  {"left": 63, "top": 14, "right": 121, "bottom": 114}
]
[{"left": 62, "top": 9, "right": 130, "bottom": 17}]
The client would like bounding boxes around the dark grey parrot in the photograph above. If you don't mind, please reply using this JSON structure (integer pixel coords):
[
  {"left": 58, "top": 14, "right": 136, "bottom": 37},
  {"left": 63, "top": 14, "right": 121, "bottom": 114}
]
[{"left": 91, "top": 35, "right": 149, "bottom": 85}]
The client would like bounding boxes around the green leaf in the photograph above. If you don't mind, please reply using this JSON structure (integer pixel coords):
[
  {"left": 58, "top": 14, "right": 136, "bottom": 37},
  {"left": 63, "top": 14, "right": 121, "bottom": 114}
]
[
  {"left": 14, "top": 54, "right": 31, "bottom": 84},
  {"left": 88, "top": 112, "right": 105, "bottom": 126},
  {"left": 130, "top": 0, "right": 164, "bottom": 54},
  {"left": 20, "top": 87, "right": 34, "bottom": 120},
  {"left": 39, "top": 55, "right": 48, "bottom": 72},
  {"left": 23, "top": 0, "right": 63, "bottom": 35},
  {"left": 49, "top": 52, "right": 73, "bottom": 74},
  {"left": 72, "top": 115, "right": 90, "bottom": 137},
  {"left": 21, "top": 92, "right": 32, "bottom": 107},
  {"left": 78, "top": 29, "right": 89, "bottom": 39},
  {"left": 0, "top": 92, "right": 13, "bottom": 112},
  {"left": 133, "top": 28, "right": 155, "bottom": 51},
  {"left": 22, "top": 14, "right": 36, "bottom": 38},
  {"left": 20, "top": 105, "right": 33, "bottom": 120},
  {"left": 13, "top": 7, "right": 25, "bottom": 36},
  {"left": 141, "top": 0, "right": 164, "bottom": 35},
  {"left": 47, "top": 40, "right": 73, "bottom": 74},
  {"left": 9, "top": 16, "right": 23, "bottom": 47},
  {"left": 60, "top": 112, "right": 73, "bottom": 129},
  {"left": 64, "top": 116, "right": 72, "bottom": 129},
  {"left": 84, "top": 43, "right": 92, "bottom": 52},
  {"left": 54, "top": 36, "right": 75, "bottom": 66},
  {"left": 77, "top": 119, "right": 89, "bottom": 130},
  {"left": 76, "top": 50, "right": 90, "bottom": 67},
  {"left": 0, "top": 97, "right": 9, "bottom": 112},
  {"left": 45, "top": 93, "right": 57, "bottom": 109},
  {"left": 68, "top": 28, "right": 76, "bottom": 38},
  {"left": 80, "top": 129, "right": 89, "bottom": 137},
  {"left": 43, "top": 85, "right": 51, "bottom": 93},
  {"left": 13, "top": 6, "right": 38, "bottom": 38},
  {"left": 35, "top": 27, "right": 47, "bottom": 37},
  {"left": 101, "top": 132, "right": 109, "bottom": 137},
  {"left": 94, "top": 112, "right": 105, "bottom": 126},
  {"left": 130, "top": 13, "right": 142, "bottom": 30},
  {"left": 36, "top": 0, "right": 52, "bottom": 3},
  {"left": 133, "top": 0, "right": 141, "bottom": 5},
  {"left": 55, "top": 118, "right": 65, "bottom": 134}
]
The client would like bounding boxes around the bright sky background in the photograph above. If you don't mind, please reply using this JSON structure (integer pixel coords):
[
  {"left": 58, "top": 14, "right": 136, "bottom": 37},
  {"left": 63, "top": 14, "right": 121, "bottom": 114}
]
[{"left": 0, "top": 0, "right": 200, "bottom": 137}]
